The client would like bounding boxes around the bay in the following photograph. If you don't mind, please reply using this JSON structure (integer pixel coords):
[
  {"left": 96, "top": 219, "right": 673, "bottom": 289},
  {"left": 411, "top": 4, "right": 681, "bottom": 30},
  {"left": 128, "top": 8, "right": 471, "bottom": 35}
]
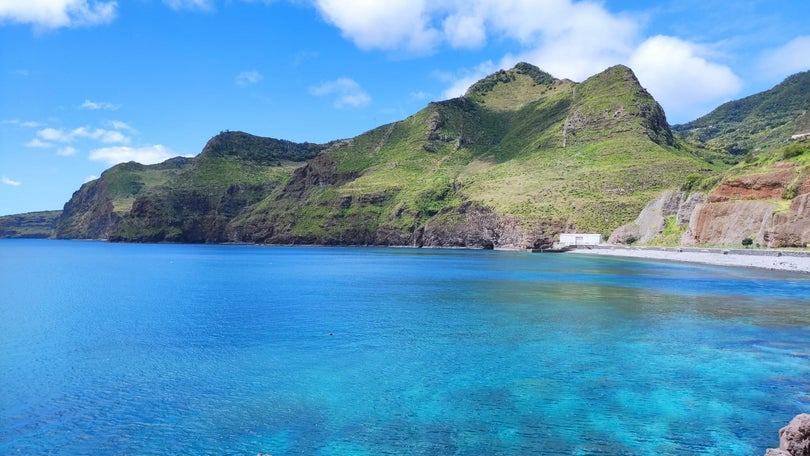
[{"left": 1, "top": 239, "right": 808, "bottom": 455}]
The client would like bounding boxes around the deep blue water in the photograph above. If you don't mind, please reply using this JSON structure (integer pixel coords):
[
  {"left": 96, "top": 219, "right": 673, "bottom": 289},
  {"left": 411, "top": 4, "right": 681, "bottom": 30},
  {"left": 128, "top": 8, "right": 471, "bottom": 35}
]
[{"left": 1, "top": 239, "right": 809, "bottom": 455}]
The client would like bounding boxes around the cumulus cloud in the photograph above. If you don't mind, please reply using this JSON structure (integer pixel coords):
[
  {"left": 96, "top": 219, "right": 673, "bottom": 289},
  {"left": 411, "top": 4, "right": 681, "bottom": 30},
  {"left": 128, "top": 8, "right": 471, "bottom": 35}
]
[
  {"left": 25, "top": 138, "right": 53, "bottom": 148},
  {"left": 442, "top": 12, "right": 486, "bottom": 49},
  {"left": 88, "top": 145, "right": 178, "bottom": 165},
  {"left": 0, "top": 0, "right": 117, "bottom": 30},
  {"left": 235, "top": 70, "right": 263, "bottom": 87},
  {"left": 2, "top": 176, "right": 22, "bottom": 187},
  {"left": 757, "top": 36, "right": 810, "bottom": 80},
  {"left": 314, "top": 0, "right": 741, "bottom": 124},
  {"left": 309, "top": 78, "right": 371, "bottom": 108},
  {"left": 630, "top": 35, "right": 742, "bottom": 122},
  {"left": 81, "top": 99, "right": 120, "bottom": 110},
  {"left": 84, "top": 175, "right": 99, "bottom": 183},
  {"left": 313, "top": 0, "right": 439, "bottom": 53}
]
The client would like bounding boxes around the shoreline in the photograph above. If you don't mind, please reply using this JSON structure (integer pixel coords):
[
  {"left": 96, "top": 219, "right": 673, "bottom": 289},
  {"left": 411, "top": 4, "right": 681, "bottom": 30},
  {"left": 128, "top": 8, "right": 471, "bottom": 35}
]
[{"left": 568, "top": 246, "right": 810, "bottom": 274}]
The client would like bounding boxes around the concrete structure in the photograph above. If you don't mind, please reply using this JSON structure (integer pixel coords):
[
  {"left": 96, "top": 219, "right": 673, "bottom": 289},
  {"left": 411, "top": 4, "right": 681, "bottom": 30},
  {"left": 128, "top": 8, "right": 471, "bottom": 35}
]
[
  {"left": 791, "top": 132, "right": 810, "bottom": 141},
  {"left": 559, "top": 233, "right": 601, "bottom": 246}
]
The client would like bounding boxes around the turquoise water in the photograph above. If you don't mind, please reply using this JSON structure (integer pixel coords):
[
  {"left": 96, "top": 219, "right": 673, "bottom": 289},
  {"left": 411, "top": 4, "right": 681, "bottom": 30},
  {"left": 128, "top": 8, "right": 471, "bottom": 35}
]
[{"left": 1, "top": 240, "right": 808, "bottom": 455}]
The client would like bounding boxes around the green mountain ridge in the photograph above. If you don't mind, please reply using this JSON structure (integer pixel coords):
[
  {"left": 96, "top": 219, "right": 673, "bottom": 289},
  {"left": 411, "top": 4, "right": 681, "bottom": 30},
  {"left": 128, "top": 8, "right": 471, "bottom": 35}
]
[
  {"left": 13, "top": 63, "right": 810, "bottom": 248},
  {"left": 674, "top": 70, "right": 810, "bottom": 155}
]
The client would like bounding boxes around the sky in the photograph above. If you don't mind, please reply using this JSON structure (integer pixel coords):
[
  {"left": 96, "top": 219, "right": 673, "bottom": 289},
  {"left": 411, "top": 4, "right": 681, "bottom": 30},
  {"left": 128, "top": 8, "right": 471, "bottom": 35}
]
[{"left": 1, "top": 0, "right": 809, "bottom": 215}]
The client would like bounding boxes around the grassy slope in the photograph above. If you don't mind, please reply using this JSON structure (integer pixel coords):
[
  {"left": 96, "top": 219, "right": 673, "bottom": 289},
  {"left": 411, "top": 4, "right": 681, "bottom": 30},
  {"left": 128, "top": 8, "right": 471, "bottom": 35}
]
[
  {"left": 674, "top": 70, "right": 810, "bottom": 156},
  {"left": 0, "top": 210, "right": 61, "bottom": 238},
  {"left": 235, "top": 64, "right": 720, "bottom": 242}
]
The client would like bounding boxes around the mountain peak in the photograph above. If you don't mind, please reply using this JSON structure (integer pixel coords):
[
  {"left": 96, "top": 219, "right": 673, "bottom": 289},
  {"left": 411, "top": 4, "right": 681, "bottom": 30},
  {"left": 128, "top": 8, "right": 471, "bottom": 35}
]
[{"left": 464, "top": 62, "right": 560, "bottom": 111}]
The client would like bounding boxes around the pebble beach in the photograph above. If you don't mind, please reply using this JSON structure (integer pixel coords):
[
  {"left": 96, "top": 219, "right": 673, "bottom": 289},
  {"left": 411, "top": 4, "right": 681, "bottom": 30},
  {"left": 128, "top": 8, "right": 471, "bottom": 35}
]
[{"left": 569, "top": 246, "right": 810, "bottom": 273}]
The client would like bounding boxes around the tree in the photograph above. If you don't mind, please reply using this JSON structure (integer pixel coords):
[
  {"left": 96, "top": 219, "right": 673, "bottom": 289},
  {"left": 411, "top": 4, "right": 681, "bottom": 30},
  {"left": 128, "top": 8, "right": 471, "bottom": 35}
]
[{"left": 742, "top": 237, "right": 753, "bottom": 248}]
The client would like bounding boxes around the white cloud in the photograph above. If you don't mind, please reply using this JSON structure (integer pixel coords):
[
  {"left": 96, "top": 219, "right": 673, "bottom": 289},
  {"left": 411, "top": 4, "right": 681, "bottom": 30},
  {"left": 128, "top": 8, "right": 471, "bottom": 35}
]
[
  {"left": 309, "top": 77, "right": 371, "bottom": 108},
  {"left": 36, "top": 126, "right": 130, "bottom": 144},
  {"left": 757, "top": 36, "right": 810, "bottom": 80},
  {"left": 2, "top": 119, "right": 41, "bottom": 128},
  {"left": 88, "top": 145, "right": 178, "bottom": 165},
  {"left": 81, "top": 99, "right": 119, "bottom": 110},
  {"left": 235, "top": 70, "right": 263, "bottom": 87},
  {"left": 442, "top": 12, "right": 486, "bottom": 49},
  {"left": 630, "top": 35, "right": 741, "bottom": 122},
  {"left": 108, "top": 120, "right": 137, "bottom": 133},
  {"left": 84, "top": 175, "right": 98, "bottom": 183},
  {"left": 0, "top": 0, "right": 117, "bottom": 30},
  {"left": 2, "top": 176, "right": 22, "bottom": 187},
  {"left": 313, "top": 0, "right": 439, "bottom": 53},
  {"left": 57, "top": 146, "right": 77, "bottom": 156},
  {"left": 163, "top": 0, "right": 213, "bottom": 11},
  {"left": 25, "top": 138, "right": 53, "bottom": 148},
  {"left": 37, "top": 127, "right": 70, "bottom": 142}
]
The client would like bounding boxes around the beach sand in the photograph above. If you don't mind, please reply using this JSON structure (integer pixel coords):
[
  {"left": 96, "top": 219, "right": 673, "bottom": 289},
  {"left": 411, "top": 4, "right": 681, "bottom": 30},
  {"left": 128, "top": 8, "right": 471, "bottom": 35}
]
[{"left": 568, "top": 246, "right": 810, "bottom": 274}]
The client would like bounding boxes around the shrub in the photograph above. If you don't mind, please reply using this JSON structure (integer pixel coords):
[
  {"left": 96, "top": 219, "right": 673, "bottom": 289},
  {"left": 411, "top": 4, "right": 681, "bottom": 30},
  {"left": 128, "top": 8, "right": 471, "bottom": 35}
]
[{"left": 742, "top": 237, "right": 753, "bottom": 248}]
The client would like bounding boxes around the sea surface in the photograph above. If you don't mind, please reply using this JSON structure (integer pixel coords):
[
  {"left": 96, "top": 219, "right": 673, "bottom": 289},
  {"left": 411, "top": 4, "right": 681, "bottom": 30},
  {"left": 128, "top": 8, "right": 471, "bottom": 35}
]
[{"left": 1, "top": 239, "right": 809, "bottom": 455}]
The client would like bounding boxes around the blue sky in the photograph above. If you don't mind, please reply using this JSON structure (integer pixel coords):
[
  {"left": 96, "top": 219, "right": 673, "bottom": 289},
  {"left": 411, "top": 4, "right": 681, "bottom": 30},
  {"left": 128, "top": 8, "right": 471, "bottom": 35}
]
[{"left": 1, "top": 0, "right": 809, "bottom": 215}]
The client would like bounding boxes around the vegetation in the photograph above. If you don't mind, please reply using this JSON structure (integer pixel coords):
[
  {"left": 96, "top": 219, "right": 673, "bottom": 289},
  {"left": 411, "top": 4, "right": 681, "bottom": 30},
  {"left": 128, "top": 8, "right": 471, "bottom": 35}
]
[
  {"left": 673, "top": 70, "right": 810, "bottom": 157},
  {"left": 28, "top": 62, "right": 807, "bottom": 248},
  {"left": 0, "top": 210, "right": 61, "bottom": 238}
]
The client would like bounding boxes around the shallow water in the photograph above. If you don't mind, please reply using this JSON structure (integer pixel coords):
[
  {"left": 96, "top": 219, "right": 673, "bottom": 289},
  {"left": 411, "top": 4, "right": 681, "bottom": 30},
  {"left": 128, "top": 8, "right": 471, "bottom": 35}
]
[{"left": 1, "top": 240, "right": 808, "bottom": 454}]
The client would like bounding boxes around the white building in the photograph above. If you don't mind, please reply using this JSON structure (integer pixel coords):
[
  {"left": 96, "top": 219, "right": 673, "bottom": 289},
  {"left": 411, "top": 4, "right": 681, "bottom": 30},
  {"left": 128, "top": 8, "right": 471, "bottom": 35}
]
[{"left": 559, "top": 233, "right": 601, "bottom": 246}]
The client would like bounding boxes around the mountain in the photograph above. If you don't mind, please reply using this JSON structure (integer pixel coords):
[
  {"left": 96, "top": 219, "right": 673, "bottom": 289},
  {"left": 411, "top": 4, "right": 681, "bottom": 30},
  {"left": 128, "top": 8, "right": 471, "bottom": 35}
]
[
  {"left": 22, "top": 63, "right": 728, "bottom": 247},
  {"left": 0, "top": 210, "right": 61, "bottom": 238},
  {"left": 55, "top": 133, "right": 323, "bottom": 242},
  {"left": 673, "top": 70, "right": 810, "bottom": 155},
  {"left": 611, "top": 71, "right": 810, "bottom": 249}
]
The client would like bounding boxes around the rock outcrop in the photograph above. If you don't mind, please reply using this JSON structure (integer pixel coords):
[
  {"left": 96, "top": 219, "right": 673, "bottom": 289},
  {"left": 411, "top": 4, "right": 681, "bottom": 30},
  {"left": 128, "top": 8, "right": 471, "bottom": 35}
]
[
  {"left": 766, "top": 414, "right": 810, "bottom": 456},
  {"left": 682, "top": 164, "right": 810, "bottom": 248},
  {"left": 54, "top": 177, "right": 119, "bottom": 239},
  {"left": 609, "top": 190, "right": 703, "bottom": 244},
  {"left": 617, "top": 159, "right": 810, "bottom": 248}
]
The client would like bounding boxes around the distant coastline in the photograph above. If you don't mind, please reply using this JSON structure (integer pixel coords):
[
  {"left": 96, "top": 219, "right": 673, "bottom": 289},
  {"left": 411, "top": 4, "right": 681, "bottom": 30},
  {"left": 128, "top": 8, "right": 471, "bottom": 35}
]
[{"left": 568, "top": 245, "right": 810, "bottom": 273}]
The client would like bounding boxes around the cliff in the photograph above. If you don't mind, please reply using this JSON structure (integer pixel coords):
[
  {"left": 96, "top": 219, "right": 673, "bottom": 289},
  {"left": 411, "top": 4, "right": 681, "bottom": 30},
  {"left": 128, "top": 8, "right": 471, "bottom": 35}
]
[
  {"left": 0, "top": 210, "right": 61, "bottom": 238},
  {"left": 611, "top": 144, "right": 810, "bottom": 248}
]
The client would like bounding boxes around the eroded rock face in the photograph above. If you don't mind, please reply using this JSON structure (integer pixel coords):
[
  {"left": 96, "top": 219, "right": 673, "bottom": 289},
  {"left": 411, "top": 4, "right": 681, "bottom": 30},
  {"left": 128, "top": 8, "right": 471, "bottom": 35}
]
[
  {"left": 682, "top": 200, "right": 779, "bottom": 246},
  {"left": 420, "top": 202, "right": 565, "bottom": 249},
  {"left": 765, "top": 414, "right": 810, "bottom": 456},
  {"left": 709, "top": 167, "right": 793, "bottom": 203},
  {"left": 765, "top": 193, "right": 810, "bottom": 248},
  {"left": 608, "top": 190, "right": 698, "bottom": 244},
  {"left": 622, "top": 159, "right": 810, "bottom": 248},
  {"left": 54, "top": 178, "right": 119, "bottom": 239}
]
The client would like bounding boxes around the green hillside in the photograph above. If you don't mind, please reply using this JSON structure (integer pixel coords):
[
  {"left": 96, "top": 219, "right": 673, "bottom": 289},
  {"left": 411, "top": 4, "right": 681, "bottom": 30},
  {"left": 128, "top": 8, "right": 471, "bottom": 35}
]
[
  {"left": 55, "top": 133, "right": 323, "bottom": 241},
  {"left": 45, "top": 63, "right": 733, "bottom": 247},
  {"left": 229, "top": 64, "right": 719, "bottom": 247},
  {"left": 0, "top": 210, "right": 61, "bottom": 238},
  {"left": 673, "top": 70, "right": 810, "bottom": 156}
]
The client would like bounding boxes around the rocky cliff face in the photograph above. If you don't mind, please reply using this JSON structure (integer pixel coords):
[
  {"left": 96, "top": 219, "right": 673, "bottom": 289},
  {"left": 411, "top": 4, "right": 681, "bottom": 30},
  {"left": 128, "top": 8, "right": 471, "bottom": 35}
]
[
  {"left": 613, "top": 158, "right": 810, "bottom": 248},
  {"left": 54, "top": 178, "right": 119, "bottom": 239}
]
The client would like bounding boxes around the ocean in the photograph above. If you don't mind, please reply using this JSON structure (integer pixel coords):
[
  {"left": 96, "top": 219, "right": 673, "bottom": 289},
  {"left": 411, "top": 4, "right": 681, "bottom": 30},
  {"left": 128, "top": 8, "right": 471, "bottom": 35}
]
[{"left": 1, "top": 239, "right": 808, "bottom": 454}]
